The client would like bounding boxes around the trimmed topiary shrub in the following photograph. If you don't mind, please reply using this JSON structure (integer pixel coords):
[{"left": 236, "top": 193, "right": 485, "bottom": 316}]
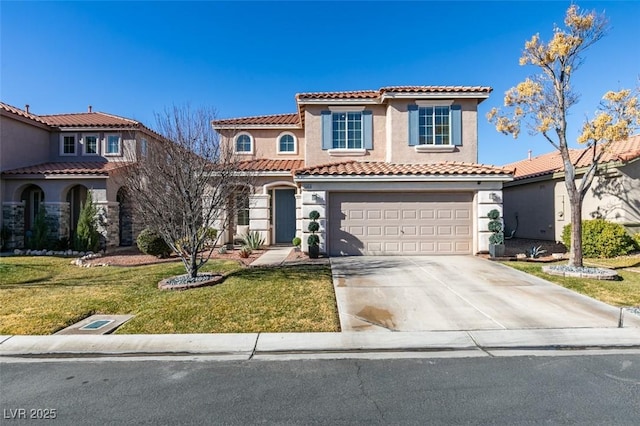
[
  {"left": 74, "top": 194, "right": 100, "bottom": 252},
  {"left": 562, "top": 219, "right": 636, "bottom": 258},
  {"left": 137, "top": 228, "right": 171, "bottom": 258}
]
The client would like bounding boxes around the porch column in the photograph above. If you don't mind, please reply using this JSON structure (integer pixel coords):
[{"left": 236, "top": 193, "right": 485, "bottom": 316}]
[
  {"left": 249, "top": 194, "right": 270, "bottom": 246},
  {"left": 2, "top": 201, "right": 25, "bottom": 249},
  {"left": 94, "top": 201, "right": 120, "bottom": 247},
  {"left": 301, "top": 190, "right": 326, "bottom": 254},
  {"left": 41, "top": 201, "right": 70, "bottom": 243},
  {"left": 295, "top": 193, "right": 302, "bottom": 240},
  {"left": 477, "top": 190, "right": 503, "bottom": 252}
]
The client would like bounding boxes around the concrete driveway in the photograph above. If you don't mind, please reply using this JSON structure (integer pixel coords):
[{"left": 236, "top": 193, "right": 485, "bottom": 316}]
[{"left": 330, "top": 256, "right": 640, "bottom": 332}]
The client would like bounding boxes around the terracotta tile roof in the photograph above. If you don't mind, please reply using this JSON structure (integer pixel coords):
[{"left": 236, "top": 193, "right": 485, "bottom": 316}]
[
  {"left": 0, "top": 102, "right": 49, "bottom": 125},
  {"left": 295, "top": 161, "right": 512, "bottom": 176},
  {"left": 296, "top": 85, "right": 492, "bottom": 100},
  {"left": 505, "top": 134, "right": 640, "bottom": 180},
  {"left": 39, "top": 112, "right": 141, "bottom": 128},
  {"left": 212, "top": 113, "right": 300, "bottom": 127},
  {"left": 2, "top": 162, "right": 129, "bottom": 176},
  {"left": 237, "top": 159, "right": 305, "bottom": 172}
]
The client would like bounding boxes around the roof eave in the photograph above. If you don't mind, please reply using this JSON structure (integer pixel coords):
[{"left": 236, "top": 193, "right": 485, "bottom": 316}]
[
  {"left": 381, "top": 92, "right": 491, "bottom": 102},
  {"left": 212, "top": 124, "right": 301, "bottom": 130},
  {"left": 294, "top": 174, "right": 513, "bottom": 183},
  {"left": 296, "top": 99, "right": 380, "bottom": 105}
]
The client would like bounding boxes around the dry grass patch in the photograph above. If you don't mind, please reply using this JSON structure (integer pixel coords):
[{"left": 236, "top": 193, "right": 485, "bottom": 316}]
[{"left": 0, "top": 257, "right": 339, "bottom": 334}]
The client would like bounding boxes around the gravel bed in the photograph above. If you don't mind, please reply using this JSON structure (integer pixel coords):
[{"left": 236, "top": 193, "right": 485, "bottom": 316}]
[{"left": 626, "top": 307, "right": 640, "bottom": 318}]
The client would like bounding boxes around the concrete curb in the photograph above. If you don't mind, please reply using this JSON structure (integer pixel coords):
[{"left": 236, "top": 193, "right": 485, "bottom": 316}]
[{"left": 2, "top": 328, "right": 640, "bottom": 360}]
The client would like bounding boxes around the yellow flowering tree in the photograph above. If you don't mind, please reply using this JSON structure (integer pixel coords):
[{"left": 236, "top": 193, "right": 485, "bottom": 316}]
[{"left": 488, "top": 4, "right": 639, "bottom": 267}]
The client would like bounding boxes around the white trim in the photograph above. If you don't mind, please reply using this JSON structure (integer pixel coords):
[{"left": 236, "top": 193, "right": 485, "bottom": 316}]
[
  {"left": 276, "top": 132, "right": 298, "bottom": 154},
  {"left": 214, "top": 124, "right": 300, "bottom": 130},
  {"left": 415, "top": 99, "right": 455, "bottom": 107},
  {"left": 415, "top": 145, "right": 456, "bottom": 153},
  {"left": 59, "top": 134, "right": 77, "bottom": 156},
  {"left": 262, "top": 181, "right": 298, "bottom": 194},
  {"left": 328, "top": 105, "right": 366, "bottom": 112},
  {"left": 295, "top": 174, "right": 514, "bottom": 183},
  {"left": 234, "top": 132, "right": 254, "bottom": 155},
  {"left": 104, "top": 133, "right": 122, "bottom": 156},
  {"left": 381, "top": 92, "right": 490, "bottom": 101},
  {"left": 327, "top": 148, "right": 367, "bottom": 157},
  {"left": 81, "top": 133, "right": 100, "bottom": 156},
  {"left": 297, "top": 99, "right": 379, "bottom": 105}
]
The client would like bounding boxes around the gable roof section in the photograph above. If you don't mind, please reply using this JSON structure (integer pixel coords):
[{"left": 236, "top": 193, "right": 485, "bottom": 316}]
[
  {"left": 0, "top": 102, "right": 50, "bottom": 125},
  {"left": 505, "top": 134, "right": 640, "bottom": 180},
  {"left": 237, "top": 159, "right": 305, "bottom": 172},
  {"left": 295, "top": 161, "right": 512, "bottom": 177},
  {"left": 212, "top": 113, "right": 300, "bottom": 128},
  {"left": 39, "top": 111, "right": 141, "bottom": 128},
  {"left": 1, "top": 161, "right": 129, "bottom": 177}
]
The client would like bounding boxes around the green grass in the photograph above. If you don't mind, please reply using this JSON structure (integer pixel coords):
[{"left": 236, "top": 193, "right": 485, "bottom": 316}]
[
  {"left": 0, "top": 257, "right": 339, "bottom": 335},
  {"left": 502, "top": 259, "right": 640, "bottom": 307}
]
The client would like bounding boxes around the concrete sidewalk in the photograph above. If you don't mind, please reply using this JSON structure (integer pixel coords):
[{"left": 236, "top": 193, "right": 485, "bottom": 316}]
[
  {"left": 250, "top": 247, "right": 292, "bottom": 267},
  {"left": 2, "top": 328, "right": 640, "bottom": 360}
]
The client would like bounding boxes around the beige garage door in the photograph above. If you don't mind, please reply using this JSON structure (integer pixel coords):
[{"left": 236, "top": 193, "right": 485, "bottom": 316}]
[{"left": 329, "top": 192, "right": 473, "bottom": 256}]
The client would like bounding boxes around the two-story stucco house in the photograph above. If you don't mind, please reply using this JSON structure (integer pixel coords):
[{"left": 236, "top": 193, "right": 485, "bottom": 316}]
[
  {"left": 1, "top": 102, "right": 157, "bottom": 249},
  {"left": 213, "top": 86, "right": 513, "bottom": 256}
]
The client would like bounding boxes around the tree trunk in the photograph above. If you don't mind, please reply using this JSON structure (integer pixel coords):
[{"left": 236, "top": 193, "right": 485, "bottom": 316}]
[
  {"left": 565, "top": 180, "right": 583, "bottom": 267},
  {"left": 189, "top": 251, "right": 198, "bottom": 279}
]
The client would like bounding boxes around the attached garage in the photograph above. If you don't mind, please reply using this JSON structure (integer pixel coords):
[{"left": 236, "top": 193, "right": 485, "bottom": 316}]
[{"left": 328, "top": 192, "right": 473, "bottom": 256}]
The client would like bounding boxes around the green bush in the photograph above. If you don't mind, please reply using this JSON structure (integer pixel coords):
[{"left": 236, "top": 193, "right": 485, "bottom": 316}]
[
  {"left": 74, "top": 193, "right": 101, "bottom": 252},
  {"left": 242, "top": 231, "right": 265, "bottom": 250},
  {"left": 137, "top": 228, "right": 171, "bottom": 258},
  {"left": 487, "top": 209, "right": 504, "bottom": 245},
  {"left": 292, "top": 237, "right": 301, "bottom": 247},
  {"left": 29, "top": 207, "right": 50, "bottom": 250},
  {"left": 562, "top": 219, "right": 636, "bottom": 258},
  {"left": 634, "top": 232, "right": 640, "bottom": 250}
]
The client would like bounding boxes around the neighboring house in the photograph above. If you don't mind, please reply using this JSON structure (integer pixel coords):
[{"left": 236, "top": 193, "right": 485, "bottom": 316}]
[
  {"left": 0, "top": 102, "right": 157, "bottom": 249},
  {"left": 502, "top": 135, "right": 640, "bottom": 242},
  {"left": 213, "top": 86, "right": 513, "bottom": 255}
]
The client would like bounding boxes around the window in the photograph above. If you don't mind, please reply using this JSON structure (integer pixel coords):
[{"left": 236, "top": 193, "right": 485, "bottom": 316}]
[
  {"left": 105, "top": 134, "right": 121, "bottom": 155},
  {"left": 408, "top": 103, "right": 461, "bottom": 147},
  {"left": 277, "top": 133, "right": 296, "bottom": 153},
  {"left": 61, "top": 135, "right": 76, "bottom": 155},
  {"left": 235, "top": 133, "right": 253, "bottom": 154},
  {"left": 321, "top": 109, "right": 372, "bottom": 152},
  {"left": 140, "top": 138, "right": 148, "bottom": 157},
  {"left": 332, "top": 112, "right": 362, "bottom": 149},
  {"left": 419, "top": 106, "right": 450, "bottom": 145},
  {"left": 236, "top": 194, "right": 250, "bottom": 226},
  {"left": 83, "top": 134, "right": 98, "bottom": 155}
]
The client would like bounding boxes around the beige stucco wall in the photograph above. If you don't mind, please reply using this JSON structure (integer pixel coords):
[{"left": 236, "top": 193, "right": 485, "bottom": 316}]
[
  {"left": 218, "top": 128, "right": 305, "bottom": 161},
  {"left": 48, "top": 129, "right": 138, "bottom": 163},
  {"left": 504, "top": 160, "right": 640, "bottom": 242},
  {"left": 0, "top": 114, "right": 50, "bottom": 172},
  {"left": 304, "top": 104, "right": 387, "bottom": 167},
  {"left": 385, "top": 99, "right": 479, "bottom": 164}
]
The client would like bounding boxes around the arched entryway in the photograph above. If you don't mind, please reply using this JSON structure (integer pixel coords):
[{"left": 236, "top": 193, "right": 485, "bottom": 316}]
[
  {"left": 117, "top": 187, "right": 133, "bottom": 246},
  {"left": 20, "top": 184, "right": 44, "bottom": 245},
  {"left": 66, "top": 185, "right": 88, "bottom": 243}
]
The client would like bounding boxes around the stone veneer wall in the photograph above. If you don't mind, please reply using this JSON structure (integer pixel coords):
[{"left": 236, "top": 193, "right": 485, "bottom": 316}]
[
  {"left": 2, "top": 202, "right": 25, "bottom": 249},
  {"left": 95, "top": 201, "right": 120, "bottom": 247},
  {"left": 41, "top": 202, "right": 70, "bottom": 243}
]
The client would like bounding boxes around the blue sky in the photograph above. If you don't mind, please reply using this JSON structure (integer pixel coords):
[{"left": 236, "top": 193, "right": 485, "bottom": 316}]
[{"left": 1, "top": 1, "right": 638, "bottom": 165}]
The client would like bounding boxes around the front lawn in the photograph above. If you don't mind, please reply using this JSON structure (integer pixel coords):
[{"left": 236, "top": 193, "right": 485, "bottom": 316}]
[
  {"left": 503, "top": 257, "right": 640, "bottom": 307},
  {"left": 0, "top": 257, "right": 340, "bottom": 335}
]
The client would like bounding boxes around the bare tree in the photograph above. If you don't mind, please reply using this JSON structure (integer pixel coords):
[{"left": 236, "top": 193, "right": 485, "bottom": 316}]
[
  {"left": 122, "top": 105, "right": 253, "bottom": 279},
  {"left": 487, "top": 4, "right": 639, "bottom": 267}
]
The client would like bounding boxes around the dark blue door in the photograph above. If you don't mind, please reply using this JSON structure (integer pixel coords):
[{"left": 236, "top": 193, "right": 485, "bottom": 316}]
[{"left": 275, "top": 189, "right": 296, "bottom": 244}]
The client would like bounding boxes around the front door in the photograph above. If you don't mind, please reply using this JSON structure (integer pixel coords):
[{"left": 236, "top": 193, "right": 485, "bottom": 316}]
[{"left": 274, "top": 189, "right": 296, "bottom": 244}]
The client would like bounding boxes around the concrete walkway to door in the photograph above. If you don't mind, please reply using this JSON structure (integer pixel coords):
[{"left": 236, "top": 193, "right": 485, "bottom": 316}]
[{"left": 330, "top": 256, "right": 640, "bottom": 332}]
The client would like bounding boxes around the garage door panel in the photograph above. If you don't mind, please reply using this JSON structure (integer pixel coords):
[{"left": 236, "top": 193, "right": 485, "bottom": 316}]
[{"left": 329, "top": 192, "right": 473, "bottom": 256}]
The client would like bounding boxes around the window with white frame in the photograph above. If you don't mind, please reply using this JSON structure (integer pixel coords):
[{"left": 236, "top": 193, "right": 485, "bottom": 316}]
[
  {"left": 105, "top": 134, "right": 121, "bottom": 155},
  {"left": 83, "top": 134, "right": 98, "bottom": 155},
  {"left": 235, "top": 133, "right": 253, "bottom": 154},
  {"left": 277, "top": 133, "right": 296, "bottom": 153},
  {"left": 236, "top": 194, "right": 250, "bottom": 226},
  {"left": 419, "top": 106, "right": 450, "bottom": 145},
  {"left": 332, "top": 112, "right": 362, "bottom": 149},
  {"left": 60, "top": 134, "right": 76, "bottom": 155}
]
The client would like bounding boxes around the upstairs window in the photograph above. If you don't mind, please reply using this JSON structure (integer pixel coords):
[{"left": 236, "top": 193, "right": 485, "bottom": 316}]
[
  {"left": 235, "top": 133, "right": 253, "bottom": 154},
  {"left": 61, "top": 135, "right": 76, "bottom": 155},
  {"left": 408, "top": 103, "right": 461, "bottom": 147},
  {"left": 83, "top": 134, "right": 98, "bottom": 155},
  {"left": 140, "top": 138, "right": 148, "bottom": 157},
  {"left": 105, "top": 134, "right": 121, "bottom": 155},
  {"left": 321, "top": 109, "right": 373, "bottom": 151},
  {"left": 277, "top": 133, "right": 296, "bottom": 153}
]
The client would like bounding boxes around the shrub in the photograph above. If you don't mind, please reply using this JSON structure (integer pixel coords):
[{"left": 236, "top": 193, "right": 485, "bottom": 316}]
[
  {"left": 29, "top": 207, "right": 50, "bottom": 250},
  {"left": 239, "top": 246, "right": 252, "bottom": 258},
  {"left": 487, "top": 209, "right": 504, "bottom": 245},
  {"left": 292, "top": 237, "right": 301, "bottom": 248},
  {"left": 137, "top": 228, "right": 171, "bottom": 258},
  {"left": 242, "top": 231, "right": 265, "bottom": 250},
  {"left": 562, "top": 219, "right": 636, "bottom": 258},
  {"left": 74, "top": 193, "right": 101, "bottom": 252}
]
